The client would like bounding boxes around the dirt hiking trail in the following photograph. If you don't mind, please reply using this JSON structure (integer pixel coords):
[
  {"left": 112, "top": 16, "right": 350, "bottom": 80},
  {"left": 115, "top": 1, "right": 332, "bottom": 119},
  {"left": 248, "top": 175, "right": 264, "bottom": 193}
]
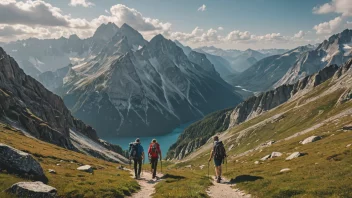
[
  {"left": 207, "top": 177, "right": 251, "bottom": 198},
  {"left": 128, "top": 169, "right": 163, "bottom": 198}
]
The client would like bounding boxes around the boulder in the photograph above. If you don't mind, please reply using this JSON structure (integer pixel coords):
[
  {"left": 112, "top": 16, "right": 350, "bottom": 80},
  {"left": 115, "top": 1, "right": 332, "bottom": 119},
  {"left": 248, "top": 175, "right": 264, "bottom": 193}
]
[
  {"left": 346, "top": 144, "right": 351, "bottom": 148},
  {"left": 185, "top": 165, "right": 192, "bottom": 169},
  {"left": 77, "top": 165, "right": 93, "bottom": 173},
  {"left": 286, "top": 152, "right": 302, "bottom": 160},
  {"left": 260, "top": 152, "right": 282, "bottom": 161},
  {"left": 280, "top": 168, "right": 291, "bottom": 173},
  {"left": 270, "top": 152, "right": 282, "bottom": 158},
  {"left": 254, "top": 161, "right": 260, "bottom": 165},
  {"left": 301, "top": 136, "right": 322, "bottom": 144},
  {"left": 260, "top": 154, "right": 271, "bottom": 161},
  {"left": 0, "top": 144, "right": 47, "bottom": 182},
  {"left": 48, "top": 169, "right": 56, "bottom": 174},
  {"left": 7, "top": 181, "right": 57, "bottom": 198}
]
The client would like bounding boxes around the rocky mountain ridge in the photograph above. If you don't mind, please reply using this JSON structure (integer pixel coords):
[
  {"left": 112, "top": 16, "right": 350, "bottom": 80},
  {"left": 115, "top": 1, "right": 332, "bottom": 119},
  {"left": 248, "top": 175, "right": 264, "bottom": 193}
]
[
  {"left": 0, "top": 47, "right": 127, "bottom": 163},
  {"left": 230, "top": 29, "right": 352, "bottom": 92},
  {"left": 175, "top": 41, "right": 235, "bottom": 78},
  {"left": 60, "top": 32, "right": 242, "bottom": 138}
]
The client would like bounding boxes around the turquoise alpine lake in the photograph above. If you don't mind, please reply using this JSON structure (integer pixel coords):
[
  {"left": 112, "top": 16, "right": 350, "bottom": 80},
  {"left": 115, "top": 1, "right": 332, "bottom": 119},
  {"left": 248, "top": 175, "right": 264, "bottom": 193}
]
[{"left": 107, "top": 122, "right": 193, "bottom": 160}]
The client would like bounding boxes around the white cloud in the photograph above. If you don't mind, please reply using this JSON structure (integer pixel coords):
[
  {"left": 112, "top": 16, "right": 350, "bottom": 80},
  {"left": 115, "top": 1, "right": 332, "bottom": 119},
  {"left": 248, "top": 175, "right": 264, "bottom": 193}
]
[
  {"left": 169, "top": 27, "right": 299, "bottom": 47},
  {"left": 197, "top": 4, "right": 206, "bottom": 12},
  {"left": 313, "top": 0, "right": 352, "bottom": 16},
  {"left": 69, "top": 0, "right": 94, "bottom": 8},
  {"left": 294, "top": 30, "right": 305, "bottom": 39},
  {"left": 0, "top": 2, "right": 172, "bottom": 42},
  {"left": 0, "top": 2, "right": 311, "bottom": 49},
  {"left": 226, "top": 30, "right": 252, "bottom": 41},
  {"left": 312, "top": 0, "right": 352, "bottom": 35},
  {"left": 0, "top": 0, "right": 69, "bottom": 27},
  {"left": 313, "top": 16, "right": 343, "bottom": 34},
  {"left": 92, "top": 4, "right": 171, "bottom": 32}
]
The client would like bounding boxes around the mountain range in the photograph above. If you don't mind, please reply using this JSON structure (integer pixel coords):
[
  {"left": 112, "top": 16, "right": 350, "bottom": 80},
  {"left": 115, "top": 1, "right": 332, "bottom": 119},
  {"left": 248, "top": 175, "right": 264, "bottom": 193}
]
[
  {"left": 2, "top": 22, "right": 121, "bottom": 78},
  {"left": 229, "top": 29, "right": 352, "bottom": 92},
  {"left": 194, "top": 46, "right": 288, "bottom": 72},
  {"left": 20, "top": 23, "right": 243, "bottom": 138}
]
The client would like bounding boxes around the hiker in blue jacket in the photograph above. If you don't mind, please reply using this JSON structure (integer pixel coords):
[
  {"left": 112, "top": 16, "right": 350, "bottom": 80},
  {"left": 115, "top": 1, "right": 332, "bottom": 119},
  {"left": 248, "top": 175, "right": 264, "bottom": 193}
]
[{"left": 129, "top": 138, "right": 144, "bottom": 179}]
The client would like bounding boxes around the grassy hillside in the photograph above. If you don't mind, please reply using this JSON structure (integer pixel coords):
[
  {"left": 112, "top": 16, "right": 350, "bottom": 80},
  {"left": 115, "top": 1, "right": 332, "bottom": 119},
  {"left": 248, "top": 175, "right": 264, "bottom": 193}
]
[
  {"left": 155, "top": 73, "right": 352, "bottom": 197},
  {"left": 0, "top": 124, "right": 139, "bottom": 198}
]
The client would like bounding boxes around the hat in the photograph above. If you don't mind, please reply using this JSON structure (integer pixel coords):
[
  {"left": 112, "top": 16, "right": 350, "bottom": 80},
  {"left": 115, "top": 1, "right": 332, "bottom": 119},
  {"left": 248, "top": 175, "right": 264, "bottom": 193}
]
[
  {"left": 152, "top": 139, "right": 157, "bottom": 143},
  {"left": 135, "top": 138, "right": 140, "bottom": 143}
]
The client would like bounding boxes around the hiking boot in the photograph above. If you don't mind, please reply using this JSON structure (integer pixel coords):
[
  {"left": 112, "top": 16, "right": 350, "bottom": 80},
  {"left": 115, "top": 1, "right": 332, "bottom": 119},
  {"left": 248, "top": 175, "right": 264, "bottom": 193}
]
[
  {"left": 217, "top": 178, "right": 221, "bottom": 183},
  {"left": 219, "top": 176, "right": 222, "bottom": 181}
]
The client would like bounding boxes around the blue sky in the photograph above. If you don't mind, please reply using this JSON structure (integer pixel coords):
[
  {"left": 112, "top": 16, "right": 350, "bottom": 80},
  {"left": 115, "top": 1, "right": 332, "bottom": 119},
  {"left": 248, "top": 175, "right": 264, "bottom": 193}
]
[{"left": 1, "top": 0, "right": 352, "bottom": 50}]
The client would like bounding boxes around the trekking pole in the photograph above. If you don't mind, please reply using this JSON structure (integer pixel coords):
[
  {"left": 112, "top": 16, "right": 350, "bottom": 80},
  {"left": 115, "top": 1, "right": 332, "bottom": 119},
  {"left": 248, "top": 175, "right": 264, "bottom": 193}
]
[
  {"left": 207, "top": 161, "right": 210, "bottom": 179},
  {"left": 160, "top": 159, "right": 163, "bottom": 173},
  {"left": 142, "top": 156, "right": 145, "bottom": 176}
]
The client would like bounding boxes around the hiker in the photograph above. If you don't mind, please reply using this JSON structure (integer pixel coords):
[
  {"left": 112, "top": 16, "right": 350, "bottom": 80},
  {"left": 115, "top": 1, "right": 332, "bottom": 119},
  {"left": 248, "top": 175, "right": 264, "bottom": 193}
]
[
  {"left": 129, "top": 138, "right": 144, "bottom": 179},
  {"left": 148, "top": 139, "right": 162, "bottom": 179},
  {"left": 208, "top": 136, "right": 227, "bottom": 183}
]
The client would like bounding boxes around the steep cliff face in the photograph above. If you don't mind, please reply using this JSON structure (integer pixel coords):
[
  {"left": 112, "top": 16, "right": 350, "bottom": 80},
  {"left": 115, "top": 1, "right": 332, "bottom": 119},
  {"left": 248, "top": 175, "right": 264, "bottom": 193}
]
[
  {"left": 0, "top": 47, "right": 126, "bottom": 163},
  {"left": 169, "top": 63, "right": 343, "bottom": 159}
]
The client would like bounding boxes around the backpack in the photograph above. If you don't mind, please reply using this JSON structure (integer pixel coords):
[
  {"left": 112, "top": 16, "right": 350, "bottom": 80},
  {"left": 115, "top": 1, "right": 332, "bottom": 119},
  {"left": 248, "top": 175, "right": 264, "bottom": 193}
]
[
  {"left": 214, "top": 141, "right": 226, "bottom": 160},
  {"left": 129, "top": 143, "right": 139, "bottom": 159},
  {"left": 150, "top": 143, "right": 158, "bottom": 155}
]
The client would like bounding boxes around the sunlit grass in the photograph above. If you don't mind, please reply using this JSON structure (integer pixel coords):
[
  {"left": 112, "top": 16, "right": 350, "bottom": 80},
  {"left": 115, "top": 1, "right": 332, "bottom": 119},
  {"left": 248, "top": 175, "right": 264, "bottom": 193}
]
[{"left": 0, "top": 124, "right": 139, "bottom": 198}]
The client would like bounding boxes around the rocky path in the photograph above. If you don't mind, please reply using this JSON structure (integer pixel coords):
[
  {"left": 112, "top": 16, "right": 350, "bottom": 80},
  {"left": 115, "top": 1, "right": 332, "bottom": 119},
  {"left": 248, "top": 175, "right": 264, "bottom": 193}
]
[
  {"left": 128, "top": 169, "right": 163, "bottom": 198},
  {"left": 207, "top": 177, "right": 251, "bottom": 198}
]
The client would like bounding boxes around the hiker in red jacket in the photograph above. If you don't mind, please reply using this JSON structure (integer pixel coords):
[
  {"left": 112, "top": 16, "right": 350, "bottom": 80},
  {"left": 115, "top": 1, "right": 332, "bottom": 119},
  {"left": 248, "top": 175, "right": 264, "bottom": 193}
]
[{"left": 148, "top": 139, "right": 162, "bottom": 179}]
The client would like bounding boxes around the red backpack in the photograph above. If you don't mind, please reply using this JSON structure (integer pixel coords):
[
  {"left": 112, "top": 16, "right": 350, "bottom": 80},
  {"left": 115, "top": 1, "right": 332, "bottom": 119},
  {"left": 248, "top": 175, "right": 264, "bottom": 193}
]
[{"left": 149, "top": 143, "right": 159, "bottom": 158}]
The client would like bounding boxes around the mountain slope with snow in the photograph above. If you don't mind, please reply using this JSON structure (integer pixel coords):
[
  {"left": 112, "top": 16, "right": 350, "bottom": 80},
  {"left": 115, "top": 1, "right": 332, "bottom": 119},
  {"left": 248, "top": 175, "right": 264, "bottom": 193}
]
[
  {"left": 229, "top": 45, "right": 314, "bottom": 92},
  {"left": 229, "top": 29, "right": 352, "bottom": 92},
  {"left": 61, "top": 32, "right": 242, "bottom": 138}
]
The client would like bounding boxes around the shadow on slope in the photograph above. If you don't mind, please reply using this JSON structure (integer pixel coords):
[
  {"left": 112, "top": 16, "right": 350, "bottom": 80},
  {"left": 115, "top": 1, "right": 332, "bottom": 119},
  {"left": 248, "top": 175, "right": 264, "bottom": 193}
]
[{"left": 230, "top": 175, "right": 264, "bottom": 183}]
